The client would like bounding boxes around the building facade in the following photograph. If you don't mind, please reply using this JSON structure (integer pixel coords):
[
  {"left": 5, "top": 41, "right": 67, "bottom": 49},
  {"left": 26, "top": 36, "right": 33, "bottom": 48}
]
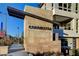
[
  {"left": 7, "top": 6, "right": 61, "bottom": 55},
  {"left": 40, "top": 3, "right": 79, "bottom": 55},
  {"left": 7, "top": 4, "right": 79, "bottom": 55}
]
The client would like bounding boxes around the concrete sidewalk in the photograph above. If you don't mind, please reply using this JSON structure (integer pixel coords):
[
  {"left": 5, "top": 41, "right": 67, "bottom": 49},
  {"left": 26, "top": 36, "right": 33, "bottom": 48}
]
[
  {"left": 7, "top": 50, "right": 28, "bottom": 56},
  {"left": 7, "top": 43, "right": 28, "bottom": 56}
]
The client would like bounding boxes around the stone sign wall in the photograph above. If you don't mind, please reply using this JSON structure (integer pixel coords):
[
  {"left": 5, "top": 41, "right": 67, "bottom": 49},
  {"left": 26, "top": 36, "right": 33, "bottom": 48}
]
[{"left": 24, "top": 6, "right": 61, "bottom": 54}]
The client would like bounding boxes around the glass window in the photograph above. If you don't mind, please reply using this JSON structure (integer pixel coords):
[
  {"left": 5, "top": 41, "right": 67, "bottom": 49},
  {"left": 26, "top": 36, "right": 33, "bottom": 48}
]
[
  {"left": 64, "top": 22, "right": 71, "bottom": 30},
  {"left": 75, "top": 3, "right": 78, "bottom": 13},
  {"left": 59, "top": 8, "right": 62, "bottom": 10},
  {"left": 58, "top": 3, "right": 71, "bottom": 12},
  {"left": 52, "top": 3, "right": 53, "bottom": 7},
  {"left": 68, "top": 3, "right": 71, "bottom": 9},
  {"left": 68, "top": 23, "right": 71, "bottom": 30},
  {"left": 76, "top": 3, "right": 78, "bottom": 10},
  {"left": 76, "top": 19, "right": 78, "bottom": 33},
  {"left": 59, "top": 3, "right": 63, "bottom": 10},
  {"left": 53, "top": 24, "right": 59, "bottom": 29},
  {"left": 64, "top": 3, "right": 67, "bottom": 8},
  {"left": 64, "top": 9, "right": 67, "bottom": 11},
  {"left": 52, "top": 3, "right": 53, "bottom": 9},
  {"left": 68, "top": 9, "right": 71, "bottom": 12},
  {"left": 61, "top": 39, "right": 68, "bottom": 46},
  {"left": 59, "top": 3, "right": 62, "bottom": 7},
  {"left": 53, "top": 33, "right": 55, "bottom": 41}
]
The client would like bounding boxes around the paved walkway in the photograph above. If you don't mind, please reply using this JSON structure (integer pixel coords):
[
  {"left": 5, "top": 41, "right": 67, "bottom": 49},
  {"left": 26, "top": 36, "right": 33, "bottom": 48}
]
[
  {"left": 7, "top": 43, "right": 28, "bottom": 56},
  {"left": 7, "top": 50, "right": 28, "bottom": 56}
]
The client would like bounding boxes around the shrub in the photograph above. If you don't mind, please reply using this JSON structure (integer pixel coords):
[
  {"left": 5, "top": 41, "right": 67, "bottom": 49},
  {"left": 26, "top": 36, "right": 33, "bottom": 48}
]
[
  {"left": 72, "top": 48, "right": 79, "bottom": 56},
  {"left": 0, "top": 39, "right": 13, "bottom": 46},
  {"left": 55, "top": 52, "right": 61, "bottom": 56}
]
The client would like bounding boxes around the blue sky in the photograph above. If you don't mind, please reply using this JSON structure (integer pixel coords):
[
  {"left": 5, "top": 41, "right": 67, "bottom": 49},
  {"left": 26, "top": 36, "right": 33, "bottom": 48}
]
[{"left": 0, "top": 3, "right": 40, "bottom": 37}]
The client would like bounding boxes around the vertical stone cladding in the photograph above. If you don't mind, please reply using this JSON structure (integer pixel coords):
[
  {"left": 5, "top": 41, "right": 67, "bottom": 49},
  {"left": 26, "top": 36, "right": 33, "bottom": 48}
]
[{"left": 24, "top": 6, "right": 61, "bottom": 54}]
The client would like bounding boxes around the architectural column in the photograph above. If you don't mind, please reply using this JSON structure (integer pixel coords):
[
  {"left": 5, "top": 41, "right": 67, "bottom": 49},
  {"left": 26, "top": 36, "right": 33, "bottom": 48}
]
[
  {"left": 71, "top": 3, "right": 75, "bottom": 13},
  {"left": 71, "top": 18, "right": 76, "bottom": 32},
  {"left": 55, "top": 33, "right": 59, "bottom": 40},
  {"left": 46, "top": 3, "right": 52, "bottom": 10},
  {"left": 53, "top": 3, "right": 58, "bottom": 9}
]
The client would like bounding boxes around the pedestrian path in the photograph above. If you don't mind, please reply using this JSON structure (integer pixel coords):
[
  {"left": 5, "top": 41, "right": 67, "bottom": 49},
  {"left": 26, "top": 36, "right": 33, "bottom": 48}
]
[
  {"left": 7, "top": 43, "right": 28, "bottom": 56},
  {"left": 7, "top": 50, "right": 28, "bottom": 56}
]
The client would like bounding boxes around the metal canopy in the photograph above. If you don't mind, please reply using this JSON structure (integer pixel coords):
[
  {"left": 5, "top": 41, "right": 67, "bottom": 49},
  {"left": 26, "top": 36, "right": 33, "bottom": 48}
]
[
  {"left": 7, "top": 6, "right": 25, "bottom": 19},
  {"left": 7, "top": 6, "right": 54, "bottom": 24}
]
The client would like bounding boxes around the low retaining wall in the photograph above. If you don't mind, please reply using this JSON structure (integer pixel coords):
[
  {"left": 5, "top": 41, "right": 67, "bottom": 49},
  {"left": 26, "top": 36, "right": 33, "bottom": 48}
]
[
  {"left": 25, "top": 41, "right": 61, "bottom": 54},
  {"left": 0, "top": 46, "right": 8, "bottom": 55}
]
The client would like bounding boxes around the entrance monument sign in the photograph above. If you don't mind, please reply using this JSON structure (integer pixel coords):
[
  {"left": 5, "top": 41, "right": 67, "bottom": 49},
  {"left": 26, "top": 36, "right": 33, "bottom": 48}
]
[{"left": 24, "top": 6, "right": 61, "bottom": 54}]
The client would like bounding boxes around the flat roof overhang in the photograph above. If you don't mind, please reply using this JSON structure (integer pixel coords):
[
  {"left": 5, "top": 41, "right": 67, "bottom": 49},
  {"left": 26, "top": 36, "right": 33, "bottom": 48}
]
[
  {"left": 53, "top": 9, "right": 74, "bottom": 23},
  {"left": 7, "top": 6, "right": 57, "bottom": 24},
  {"left": 53, "top": 15, "right": 73, "bottom": 24}
]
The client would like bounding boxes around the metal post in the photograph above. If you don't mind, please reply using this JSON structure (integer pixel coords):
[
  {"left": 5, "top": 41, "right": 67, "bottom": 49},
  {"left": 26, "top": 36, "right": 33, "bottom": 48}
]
[
  {"left": 0, "top": 12, "right": 7, "bottom": 40},
  {"left": 5, "top": 14, "right": 7, "bottom": 40},
  {"left": 17, "top": 26, "right": 19, "bottom": 43}
]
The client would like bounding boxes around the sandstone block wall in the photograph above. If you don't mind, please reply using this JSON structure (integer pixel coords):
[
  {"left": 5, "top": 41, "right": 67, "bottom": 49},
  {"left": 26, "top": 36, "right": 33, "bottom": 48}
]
[
  {"left": 24, "top": 6, "right": 61, "bottom": 54},
  {"left": 0, "top": 46, "right": 8, "bottom": 55}
]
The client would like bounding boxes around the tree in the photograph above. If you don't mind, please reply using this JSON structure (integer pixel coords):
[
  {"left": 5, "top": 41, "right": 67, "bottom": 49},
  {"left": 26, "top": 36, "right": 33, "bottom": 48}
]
[{"left": 19, "top": 32, "right": 24, "bottom": 44}]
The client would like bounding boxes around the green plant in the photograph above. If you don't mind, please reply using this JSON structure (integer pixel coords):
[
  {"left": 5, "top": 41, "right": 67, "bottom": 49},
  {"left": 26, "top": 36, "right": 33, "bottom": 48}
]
[
  {"left": 72, "top": 48, "right": 79, "bottom": 56},
  {"left": 0, "top": 39, "right": 13, "bottom": 46},
  {"left": 0, "top": 39, "right": 5, "bottom": 46}
]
